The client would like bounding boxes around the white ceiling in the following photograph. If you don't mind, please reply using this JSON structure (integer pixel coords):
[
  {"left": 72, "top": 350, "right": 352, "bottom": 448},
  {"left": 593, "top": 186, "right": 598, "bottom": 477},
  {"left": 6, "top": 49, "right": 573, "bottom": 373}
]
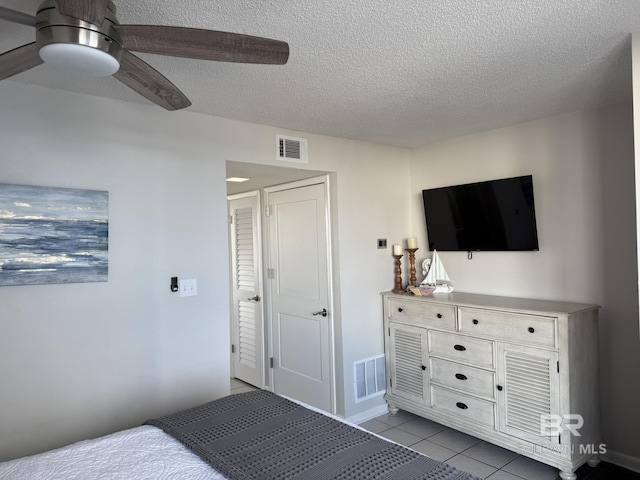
[
  {"left": 1, "top": 1, "right": 639, "bottom": 148},
  {"left": 225, "top": 161, "right": 329, "bottom": 195}
]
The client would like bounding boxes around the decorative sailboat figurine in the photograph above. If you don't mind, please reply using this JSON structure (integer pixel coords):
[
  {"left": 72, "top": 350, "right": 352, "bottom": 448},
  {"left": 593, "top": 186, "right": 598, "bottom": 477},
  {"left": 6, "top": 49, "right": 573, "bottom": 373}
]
[{"left": 420, "top": 250, "right": 454, "bottom": 293}]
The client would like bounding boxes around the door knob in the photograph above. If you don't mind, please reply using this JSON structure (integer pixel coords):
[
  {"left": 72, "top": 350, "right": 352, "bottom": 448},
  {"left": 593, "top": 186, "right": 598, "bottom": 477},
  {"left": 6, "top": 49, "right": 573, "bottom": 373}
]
[
  {"left": 313, "top": 308, "right": 328, "bottom": 317},
  {"left": 247, "top": 295, "right": 260, "bottom": 301}
]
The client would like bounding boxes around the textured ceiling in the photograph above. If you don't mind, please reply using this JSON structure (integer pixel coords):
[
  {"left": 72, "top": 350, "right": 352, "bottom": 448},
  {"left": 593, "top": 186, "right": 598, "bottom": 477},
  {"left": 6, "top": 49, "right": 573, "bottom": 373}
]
[{"left": 1, "top": 0, "right": 639, "bottom": 148}]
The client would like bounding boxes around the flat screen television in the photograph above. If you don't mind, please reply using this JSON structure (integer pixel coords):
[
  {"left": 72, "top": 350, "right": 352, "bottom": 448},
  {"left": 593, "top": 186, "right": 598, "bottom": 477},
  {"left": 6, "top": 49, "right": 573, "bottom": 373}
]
[{"left": 422, "top": 175, "right": 539, "bottom": 252}]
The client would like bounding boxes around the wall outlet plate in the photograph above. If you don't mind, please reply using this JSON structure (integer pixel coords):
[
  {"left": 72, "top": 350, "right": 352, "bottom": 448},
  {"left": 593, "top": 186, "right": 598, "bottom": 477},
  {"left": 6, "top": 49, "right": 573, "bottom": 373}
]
[{"left": 179, "top": 278, "right": 197, "bottom": 297}]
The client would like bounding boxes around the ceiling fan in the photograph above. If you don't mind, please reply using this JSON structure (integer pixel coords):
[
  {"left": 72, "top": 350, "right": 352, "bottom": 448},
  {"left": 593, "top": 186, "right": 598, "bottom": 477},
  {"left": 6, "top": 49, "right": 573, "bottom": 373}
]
[{"left": 0, "top": 0, "right": 289, "bottom": 110}]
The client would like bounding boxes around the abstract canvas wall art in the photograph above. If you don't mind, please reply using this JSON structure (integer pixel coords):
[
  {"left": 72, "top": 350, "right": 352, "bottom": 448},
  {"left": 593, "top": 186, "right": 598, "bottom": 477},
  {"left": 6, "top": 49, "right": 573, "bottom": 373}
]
[{"left": 0, "top": 183, "right": 108, "bottom": 286}]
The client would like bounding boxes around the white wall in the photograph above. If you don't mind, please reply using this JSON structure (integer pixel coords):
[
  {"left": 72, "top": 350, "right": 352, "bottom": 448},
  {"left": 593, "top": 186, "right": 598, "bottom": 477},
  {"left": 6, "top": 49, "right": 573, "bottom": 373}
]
[
  {"left": 0, "top": 83, "right": 231, "bottom": 461},
  {"left": 302, "top": 138, "right": 412, "bottom": 418},
  {"left": 409, "top": 103, "right": 640, "bottom": 463},
  {"left": 0, "top": 81, "right": 411, "bottom": 460}
]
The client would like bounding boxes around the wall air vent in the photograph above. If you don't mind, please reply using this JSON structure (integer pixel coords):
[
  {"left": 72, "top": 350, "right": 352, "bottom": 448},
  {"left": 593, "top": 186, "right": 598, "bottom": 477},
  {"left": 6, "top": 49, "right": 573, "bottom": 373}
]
[
  {"left": 354, "top": 354, "right": 386, "bottom": 403},
  {"left": 276, "top": 134, "right": 308, "bottom": 164}
]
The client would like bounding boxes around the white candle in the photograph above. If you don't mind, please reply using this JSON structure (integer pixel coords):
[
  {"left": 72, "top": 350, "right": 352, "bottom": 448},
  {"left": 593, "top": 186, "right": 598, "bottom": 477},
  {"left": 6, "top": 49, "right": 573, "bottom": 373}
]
[
  {"left": 407, "top": 237, "right": 417, "bottom": 249},
  {"left": 392, "top": 244, "right": 402, "bottom": 255}
]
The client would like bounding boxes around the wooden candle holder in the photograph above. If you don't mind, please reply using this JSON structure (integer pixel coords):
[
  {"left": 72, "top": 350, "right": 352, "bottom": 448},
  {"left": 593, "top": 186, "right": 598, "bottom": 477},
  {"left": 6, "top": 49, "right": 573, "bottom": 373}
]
[
  {"left": 392, "top": 254, "right": 404, "bottom": 293},
  {"left": 405, "top": 248, "right": 418, "bottom": 287}
]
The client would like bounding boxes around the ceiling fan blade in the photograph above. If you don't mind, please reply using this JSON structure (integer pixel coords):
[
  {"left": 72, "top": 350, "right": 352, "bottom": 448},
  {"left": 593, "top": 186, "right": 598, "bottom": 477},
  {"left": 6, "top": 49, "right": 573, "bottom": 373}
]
[
  {"left": 113, "top": 50, "right": 191, "bottom": 111},
  {"left": 54, "top": 0, "right": 108, "bottom": 25},
  {"left": 115, "top": 25, "right": 289, "bottom": 65},
  {"left": 0, "top": 6, "right": 38, "bottom": 27},
  {"left": 0, "top": 43, "right": 43, "bottom": 81}
]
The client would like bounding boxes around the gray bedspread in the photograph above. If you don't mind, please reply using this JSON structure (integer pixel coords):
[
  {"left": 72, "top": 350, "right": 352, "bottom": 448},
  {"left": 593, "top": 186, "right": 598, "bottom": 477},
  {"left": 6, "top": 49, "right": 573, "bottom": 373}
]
[{"left": 145, "top": 390, "right": 480, "bottom": 480}]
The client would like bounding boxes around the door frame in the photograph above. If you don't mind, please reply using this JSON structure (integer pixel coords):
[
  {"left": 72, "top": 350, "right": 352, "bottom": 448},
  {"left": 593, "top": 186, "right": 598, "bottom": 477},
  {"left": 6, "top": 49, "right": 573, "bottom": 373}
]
[{"left": 264, "top": 175, "right": 337, "bottom": 413}]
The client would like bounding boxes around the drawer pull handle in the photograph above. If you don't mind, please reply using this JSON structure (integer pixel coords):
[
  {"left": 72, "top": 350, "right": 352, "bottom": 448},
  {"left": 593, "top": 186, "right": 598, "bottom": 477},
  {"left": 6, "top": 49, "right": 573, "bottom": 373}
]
[
  {"left": 455, "top": 373, "right": 467, "bottom": 381},
  {"left": 528, "top": 327, "right": 535, "bottom": 333},
  {"left": 398, "top": 308, "right": 403, "bottom": 312},
  {"left": 421, "top": 365, "right": 426, "bottom": 371},
  {"left": 456, "top": 402, "right": 468, "bottom": 410},
  {"left": 437, "top": 313, "right": 443, "bottom": 319},
  {"left": 454, "top": 344, "right": 466, "bottom": 351},
  {"left": 472, "top": 319, "right": 479, "bottom": 325},
  {"left": 497, "top": 385, "right": 503, "bottom": 391}
]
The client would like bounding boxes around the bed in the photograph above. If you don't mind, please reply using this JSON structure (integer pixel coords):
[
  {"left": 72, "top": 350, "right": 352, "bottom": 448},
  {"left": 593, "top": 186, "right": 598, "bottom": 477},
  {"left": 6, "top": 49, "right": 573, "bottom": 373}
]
[{"left": 0, "top": 390, "right": 479, "bottom": 480}]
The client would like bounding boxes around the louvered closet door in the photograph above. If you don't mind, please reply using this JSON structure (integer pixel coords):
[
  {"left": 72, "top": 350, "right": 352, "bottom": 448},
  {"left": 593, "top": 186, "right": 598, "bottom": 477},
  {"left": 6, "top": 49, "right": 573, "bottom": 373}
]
[
  {"left": 497, "top": 344, "right": 559, "bottom": 447},
  {"left": 229, "top": 192, "right": 264, "bottom": 388},
  {"left": 388, "top": 323, "right": 429, "bottom": 405}
]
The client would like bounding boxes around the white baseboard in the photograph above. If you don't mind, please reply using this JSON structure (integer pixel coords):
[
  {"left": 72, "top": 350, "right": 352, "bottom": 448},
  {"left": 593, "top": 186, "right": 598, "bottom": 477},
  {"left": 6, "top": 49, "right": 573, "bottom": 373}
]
[
  {"left": 346, "top": 404, "right": 389, "bottom": 425},
  {"left": 602, "top": 448, "right": 640, "bottom": 473}
]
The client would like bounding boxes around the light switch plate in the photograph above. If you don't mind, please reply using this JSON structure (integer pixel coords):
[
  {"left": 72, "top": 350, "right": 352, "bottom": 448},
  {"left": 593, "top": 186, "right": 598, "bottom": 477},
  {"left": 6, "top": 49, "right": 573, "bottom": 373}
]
[{"left": 179, "top": 278, "right": 197, "bottom": 297}]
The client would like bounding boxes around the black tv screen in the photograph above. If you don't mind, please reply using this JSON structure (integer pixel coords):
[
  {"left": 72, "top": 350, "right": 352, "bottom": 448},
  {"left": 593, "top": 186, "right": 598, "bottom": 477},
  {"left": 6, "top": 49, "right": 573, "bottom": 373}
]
[{"left": 422, "top": 175, "right": 539, "bottom": 252}]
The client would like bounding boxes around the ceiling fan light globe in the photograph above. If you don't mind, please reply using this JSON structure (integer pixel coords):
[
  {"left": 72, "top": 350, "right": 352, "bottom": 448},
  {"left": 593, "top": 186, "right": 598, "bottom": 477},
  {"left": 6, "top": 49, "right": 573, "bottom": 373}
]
[{"left": 39, "top": 43, "right": 120, "bottom": 77}]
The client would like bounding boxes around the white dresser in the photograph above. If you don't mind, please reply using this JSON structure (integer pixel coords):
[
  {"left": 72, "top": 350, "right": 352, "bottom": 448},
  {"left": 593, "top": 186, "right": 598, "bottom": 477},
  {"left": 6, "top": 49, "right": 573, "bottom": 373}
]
[{"left": 382, "top": 291, "right": 601, "bottom": 480}]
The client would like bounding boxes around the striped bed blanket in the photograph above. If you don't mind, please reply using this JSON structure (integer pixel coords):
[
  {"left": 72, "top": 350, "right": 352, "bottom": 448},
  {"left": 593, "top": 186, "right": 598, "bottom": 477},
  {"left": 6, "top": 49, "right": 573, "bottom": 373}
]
[{"left": 146, "top": 390, "right": 479, "bottom": 480}]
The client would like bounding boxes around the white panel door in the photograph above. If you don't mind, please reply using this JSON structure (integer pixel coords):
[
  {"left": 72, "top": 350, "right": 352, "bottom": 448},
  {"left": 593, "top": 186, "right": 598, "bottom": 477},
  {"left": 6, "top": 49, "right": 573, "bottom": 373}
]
[
  {"left": 267, "top": 181, "right": 332, "bottom": 412},
  {"left": 228, "top": 191, "right": 264, "bottom": 388}
]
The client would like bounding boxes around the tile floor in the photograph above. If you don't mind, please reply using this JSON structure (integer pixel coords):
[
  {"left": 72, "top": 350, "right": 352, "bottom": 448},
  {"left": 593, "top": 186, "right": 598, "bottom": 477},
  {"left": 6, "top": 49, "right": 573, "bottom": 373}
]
[
  {"left": 360, "top": 409, "right": 559, "bottom": 479},
  {"left": 231, "top": 377, "right": 259, "bottom": 394},
  {"left": 230, "top": 379, "right": 636, "bottom": 480},
  {"left": 361, "top": 410, "right": 640, "bottom": 479}
]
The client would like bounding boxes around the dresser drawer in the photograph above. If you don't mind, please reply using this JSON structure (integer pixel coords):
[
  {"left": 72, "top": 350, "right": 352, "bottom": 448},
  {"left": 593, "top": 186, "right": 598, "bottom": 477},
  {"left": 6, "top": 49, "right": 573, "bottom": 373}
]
[
  {"left": 388, "top": 298, "right": 456, "bottom": 330},
  {"left": 430, "top": 357, "right": 495, "bottom": 399},
  {"left": 458, "top": 307, "right": 556, "bottom": 347},
  {"left": 431, "top": 386, "right": 495, "bottom": 428},
  {"left": 429, "top": 331, "right": 494, "bottom": 368}
]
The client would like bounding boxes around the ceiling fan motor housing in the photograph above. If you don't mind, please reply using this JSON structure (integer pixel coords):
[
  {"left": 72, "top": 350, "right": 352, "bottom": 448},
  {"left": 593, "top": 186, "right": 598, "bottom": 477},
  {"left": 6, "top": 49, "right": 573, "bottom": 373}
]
[{"left": 35, "top": 0, "right": 123, "bottom": 73}]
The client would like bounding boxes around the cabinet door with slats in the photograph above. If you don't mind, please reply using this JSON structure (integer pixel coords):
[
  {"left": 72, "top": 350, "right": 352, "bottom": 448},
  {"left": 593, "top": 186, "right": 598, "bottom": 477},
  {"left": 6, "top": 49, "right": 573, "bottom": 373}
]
[
  {"left": 497, "top": 343, "right": 560, "bottom": 448},
  {"left": 388, "top": 322, "right": 429, "bottom": 405}
]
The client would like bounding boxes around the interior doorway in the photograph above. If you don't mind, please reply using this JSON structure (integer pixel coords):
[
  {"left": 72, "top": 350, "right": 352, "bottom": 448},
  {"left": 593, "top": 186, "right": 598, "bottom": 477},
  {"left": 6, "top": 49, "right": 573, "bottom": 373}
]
[{"left": 226, "top": 161, "right": 337, "bottom": 413}]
